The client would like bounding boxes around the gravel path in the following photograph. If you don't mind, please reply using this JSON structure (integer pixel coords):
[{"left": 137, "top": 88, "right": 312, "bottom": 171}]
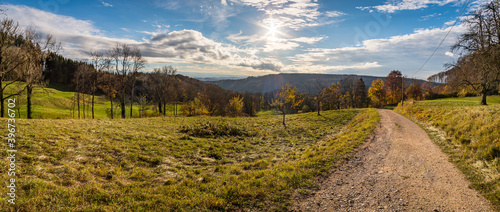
[{"left": 291, "top": 109, "right": 493, "bottom": 211}]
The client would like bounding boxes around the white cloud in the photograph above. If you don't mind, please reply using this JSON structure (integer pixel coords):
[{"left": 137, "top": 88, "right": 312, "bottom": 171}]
[
  {"left": 291, "top": 36, "right": 326, "bottom": 44},
  {"left": 288, "top": 25, "right": 467, "bottom": 77},
  {"left": 236, "top": 57, "right": 284, "bottom": 72},
  {"left": 420, "top": 13, "right": 442, "bottom": 21},
  {"left": 229, "top": 0, "right": 345, "bottom": 30},
  {"left": 445, "top": 51, "right": 454, "bottom": 57},
  {"left": 1, "top": 4, "right": 137, "bottom": 59},
  {"left": 444, "top": 20, "right": 456, "bottom": 26},
  {"left": 325, "top": 11, "right": 347, "bottom": 18},
  {"left": 227, "top": 30, "right": 326, "bottom": 52},
  {"left": 3, "top": 4, "right": 100, "bottom": 36},
  {"left": 261, "top": 36, "right": 326, "bottom": 52},
  {"left": 1, "top": 4, "right": 282, "bottom": 73},
  {"left": 1, "top": 3, "right": 471, "bottom": 78},
  {"left": 101, "top": 1, "right": 113, "bottom": 7},
  {"left": 358, "top": 0, "right": 461, "bottom": 13}
]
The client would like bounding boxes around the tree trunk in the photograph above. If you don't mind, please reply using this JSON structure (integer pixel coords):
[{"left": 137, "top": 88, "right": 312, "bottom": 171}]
[
  {"left": 163, "top": 103, "right": 166, "bottom": 116},
  {"left": 0, "top": 80, "right": 3, "bottom": 118},
  {"left": 282, "top": 113, "right": 286, "bottom": 128},
  {"left": 130, "top": 84, "right": 135, "bottom": 118},
  {"left": 481, "top": 92, "right": 487, "bottom": 105},
  {"left": 77, "top": 93, "right": 80, "bottom": 119},
  {"left": 92, "top": 93, "right": 95, "bottom": 119},
  {"left": 158, "top": 102, "right": 162, "bottom": 114},
  {"left": 27, "top": 86, "right": 33, "bottom": 119},
  {"left": 317, "top": 99, "right": 320, "bottom": 116},
  {"left": 121, "top": 94, "right": 126, "bottom": 118},
  {"left": 82, "top": 94, "right": 86, "bottom": 119},
  {"left": 110, "top": 96, "right": 114, "bottom": 119}
]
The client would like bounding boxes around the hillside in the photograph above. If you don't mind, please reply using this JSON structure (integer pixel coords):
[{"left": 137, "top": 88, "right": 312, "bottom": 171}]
[
  {"left": 207, "top": 73, "right": 429, "bottom": 94},
  {"left": 4, "top": 73, "right": 228, "bottom": 119}
]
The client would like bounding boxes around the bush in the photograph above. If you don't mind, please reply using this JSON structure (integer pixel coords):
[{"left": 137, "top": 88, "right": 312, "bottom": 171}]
[
  {"left": 302, "top": 105, "right": 312, "bottom": 113},
  {"left": 179, "top": 121, "right": 257, "bottom": 137}
]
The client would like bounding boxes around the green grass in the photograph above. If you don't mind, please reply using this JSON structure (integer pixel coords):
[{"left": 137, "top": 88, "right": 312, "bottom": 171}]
[
  {"left": 0, "top": 108, "right": 379, "bottom": 211},
  {"left": 418, "top": 95, "right": 500, "bottom": 107},
  {"left": 395, "top": 95, "right": 500, "bottom": 209},
  {"left": 3, "top": 82, "right": 180, "bottom": 119}
]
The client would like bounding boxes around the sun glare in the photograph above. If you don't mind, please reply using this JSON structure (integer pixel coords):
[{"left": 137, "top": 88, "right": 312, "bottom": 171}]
[
  {"left": 266, "top": 19, "right": 281, "bottom": 41},
  {"left": 269, "top": 21, "right": 277, "bottom": 37}
]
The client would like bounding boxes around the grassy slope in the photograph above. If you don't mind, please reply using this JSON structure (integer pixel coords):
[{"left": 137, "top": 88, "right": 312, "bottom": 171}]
[
  {"left": 395, "top": 95, "right": 500, "bottom": 209},
  {"left": 0, "top": 84, "right": 380, "bottom": 211},
  {"left": 4, "top": 82, "right": 178, "bottom": 119}
]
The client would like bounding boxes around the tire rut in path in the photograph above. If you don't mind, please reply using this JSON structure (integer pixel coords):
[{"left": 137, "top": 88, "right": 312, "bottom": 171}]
[{"left": 291, "top": 109, "right": 493, "bottom": 211}]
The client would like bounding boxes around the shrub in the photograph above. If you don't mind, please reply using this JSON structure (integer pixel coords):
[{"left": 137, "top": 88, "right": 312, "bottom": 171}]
[{"left": 179, "top": 121, "right": 257, "bottom": 137}]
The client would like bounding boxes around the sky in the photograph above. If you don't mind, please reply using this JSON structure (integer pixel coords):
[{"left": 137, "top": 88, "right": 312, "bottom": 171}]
[{"left": 0, "top": 0, "right": 490, "bottom": 80}]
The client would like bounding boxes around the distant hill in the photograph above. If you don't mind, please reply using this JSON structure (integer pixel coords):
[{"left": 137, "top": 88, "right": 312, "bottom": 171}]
[{"left": 207, "top": 73, "right": 419, "bottom": 94}]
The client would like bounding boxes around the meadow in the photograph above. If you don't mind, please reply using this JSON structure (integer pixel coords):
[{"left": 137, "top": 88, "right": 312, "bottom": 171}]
[
  {"left": 396, "top": 95, "right": 500, "bottom": 207},
  {"left": 4, "top": 83, "right": 178, "bottom": 119},
  {"left": 0, "top": 84, "right": 380, "bottom": 211}
]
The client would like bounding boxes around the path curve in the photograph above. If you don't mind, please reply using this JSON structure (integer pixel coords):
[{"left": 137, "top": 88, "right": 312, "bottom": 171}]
[{"left": 292, "top": 109, "right": 493, "bottom": 211}]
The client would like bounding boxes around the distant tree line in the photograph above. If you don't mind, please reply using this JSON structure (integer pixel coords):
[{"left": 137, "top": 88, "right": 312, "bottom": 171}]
[{"left": 47, "top": 47, "right": 269, "bottom": 118}]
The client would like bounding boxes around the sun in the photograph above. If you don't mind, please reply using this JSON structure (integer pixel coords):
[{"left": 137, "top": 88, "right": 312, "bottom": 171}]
[
  {"left": 266, "top": 19, "right": 281, "bottom": 41},
  {"left": 269, "top": 21, "right": 278, "bottom": 37}
]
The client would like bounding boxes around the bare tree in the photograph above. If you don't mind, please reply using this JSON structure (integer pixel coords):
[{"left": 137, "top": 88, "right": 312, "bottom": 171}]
[
  {"left": 129, "top": 48, "right": 145, "bottom": 118},
  {"left": 0, "top": 18, "right": 25, "bottom": 117},
  {"left": 148, "top": 65, "right": 176, "bottom": 116},
  {"left": 109, "top": 43, "right": 131, "bottom": 118},
  {"left": 73, "top": 62, "right": 93, "bottom": 119},
  {"left": 90, "top": 51, "right": 104, "bottom": 119},
  {"left": 434, "top": 1, "right": 500, "bottom": 105},
  {"left": 108, "top": 43, "right": 145, "bottom": 118},
  {"left": 99, "top": 63, "right": 117, "bottom": 119},
  {"left": 311, "top": 78, "right": 329, "bottom": 116},
  {"left": 22, "top": 28, "right": 60, "bottom": 119}
]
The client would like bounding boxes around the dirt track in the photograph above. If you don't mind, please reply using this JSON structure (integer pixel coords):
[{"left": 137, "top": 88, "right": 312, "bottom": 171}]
[{"left": 292, "top": 109, "right": 493, "bottom": 211}]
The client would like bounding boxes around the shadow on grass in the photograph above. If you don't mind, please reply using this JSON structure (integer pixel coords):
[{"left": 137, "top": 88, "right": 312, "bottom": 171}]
[{"left": 46, "top": 83, "right": 75, "bottom": 92}]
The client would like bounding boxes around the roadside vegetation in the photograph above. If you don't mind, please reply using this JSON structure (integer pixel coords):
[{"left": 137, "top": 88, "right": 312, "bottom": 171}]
[
  {"left": 395, "top": 96, "right": 500, "bottom": 208},
  {"left": 0, "top": 108, "right": 379, "bottom": 211}
]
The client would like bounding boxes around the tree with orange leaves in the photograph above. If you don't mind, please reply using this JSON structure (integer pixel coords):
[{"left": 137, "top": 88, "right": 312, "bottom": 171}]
[{"left": 272, "top": 84, "right": 303, "bottom": 128}]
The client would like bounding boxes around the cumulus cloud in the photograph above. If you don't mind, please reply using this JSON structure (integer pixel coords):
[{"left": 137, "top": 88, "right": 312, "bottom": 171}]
[
  {"left": 1, "top": 4, "right": 139, "bottom": 59},
  {"left": 144, "top": 30, "right": 235, "bottom": 62},
  {"left": 2, "top": 4, "right": 293, "bottom": 73},
  {"left": 236, "top": 58, "right": 284, "bottom": 72}
]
